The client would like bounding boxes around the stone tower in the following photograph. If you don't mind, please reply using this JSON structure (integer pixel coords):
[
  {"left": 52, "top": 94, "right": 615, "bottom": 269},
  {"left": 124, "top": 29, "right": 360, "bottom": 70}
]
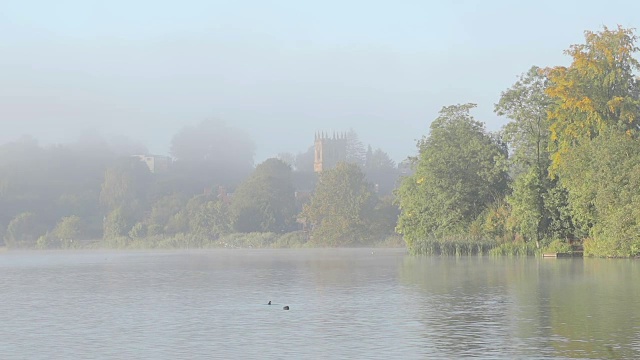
[{"left": 314, "top": 131, "right": 347, "bottom": 172}]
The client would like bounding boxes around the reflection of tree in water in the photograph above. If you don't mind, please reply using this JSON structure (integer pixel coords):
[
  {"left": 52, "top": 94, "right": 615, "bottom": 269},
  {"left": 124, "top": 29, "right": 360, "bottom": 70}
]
[
  {"left": 398, "top": 257, "right": 640, "bottom": 358},
  {"left": 543, "top": 259, "right": 640, "bottom": 359},
  {"left": 398, "top": 256, "right": 522, "bottom": 357}
]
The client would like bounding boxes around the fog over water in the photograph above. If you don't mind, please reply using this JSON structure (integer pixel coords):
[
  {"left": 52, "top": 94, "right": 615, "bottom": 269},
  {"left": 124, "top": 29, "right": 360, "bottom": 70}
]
[
  {"left": 1, "top": 249, "right": 639, "bottom": 359},
  {"left": 2, "top": 0, "right": 640, "bottom": 162}
]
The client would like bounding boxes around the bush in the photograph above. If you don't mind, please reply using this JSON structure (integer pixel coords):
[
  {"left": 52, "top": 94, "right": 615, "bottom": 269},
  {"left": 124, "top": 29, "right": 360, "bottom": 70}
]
[
  {"left": 271, "top": 231, "right": 309, "bottom": 248},
  {"left": 541, "top": 238, "right": 572, "bottom": 254}
]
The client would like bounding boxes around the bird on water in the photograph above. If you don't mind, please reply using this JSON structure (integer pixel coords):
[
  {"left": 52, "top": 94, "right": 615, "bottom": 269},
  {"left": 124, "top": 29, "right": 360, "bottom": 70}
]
[
  {"left": 268, "top": 301, "right": 271, "bottom": 305},
  {"left": 283, "top": 306, "right": 289, "bottom": 310}
]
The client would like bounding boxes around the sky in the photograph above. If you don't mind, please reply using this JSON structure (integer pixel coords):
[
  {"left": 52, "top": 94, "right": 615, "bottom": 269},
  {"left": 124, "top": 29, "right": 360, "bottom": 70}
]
[{"left": 1, "top": 0, "right": 640, "bottom": 163}]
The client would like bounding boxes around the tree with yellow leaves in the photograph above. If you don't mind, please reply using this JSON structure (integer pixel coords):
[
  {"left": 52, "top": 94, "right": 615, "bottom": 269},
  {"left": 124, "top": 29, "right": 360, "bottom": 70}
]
[{"left": 545, "top": 26, "right": 640, "bottom": 173}]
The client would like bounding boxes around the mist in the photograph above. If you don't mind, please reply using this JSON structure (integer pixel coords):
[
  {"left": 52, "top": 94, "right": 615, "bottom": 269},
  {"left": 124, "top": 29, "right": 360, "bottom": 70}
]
[{"left": 3, "top": 0, "right": 639, "bottom": 162}]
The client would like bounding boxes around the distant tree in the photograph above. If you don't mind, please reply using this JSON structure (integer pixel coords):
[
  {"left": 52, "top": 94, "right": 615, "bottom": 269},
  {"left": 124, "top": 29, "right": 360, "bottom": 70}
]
[
  {"left": 99, "top": 158, "right": 151, "bottom": 212},
  {"left": 170, "top": 119, "right": 253, "bottom": 163},
  {"left": 302, "top": 162, "right": 377, "bottom": 246},
  {"left": 168, "top": 120, "right": 255, "bottom": 193},
  {"left": 4, "top": 212, "right": 42, "bottom": 248},
  {"left": 345, "top": 129, "right": 366, "bottom": 167},
  {"left": 295, "top": 146, "right": 315, "bottom": 172},
  {"left": 145, "top": 193, "right": 187, "bottom": 234},
  {"left": 231, "top": 158, "right": 297, "bottom": 233},
  {"left": 185, "top": 195, "right": 232, "bottom": 239},
  {"left": 97, "top": 157, "right": 151, "bottom": 241},
  {"left": 364, "top": 146, "right": 398, "bottom": 195},
  {"left": 277, "top": 152, "right": 296, "bottom": 169},
  {"left": 53, "top": 216, "right": 82, "bottom": 244},
  {"left": 37, "top": 215, "right": 84, "bottom": 248},
  {"left": 103, "top": 207, "right": 130, "bottom": 240}
]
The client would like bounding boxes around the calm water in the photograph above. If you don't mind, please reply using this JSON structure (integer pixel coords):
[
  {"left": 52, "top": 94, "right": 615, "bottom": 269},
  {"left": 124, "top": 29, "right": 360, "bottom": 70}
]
[{"left": 0, "top": 249, "right": 639, "bottom": 359}]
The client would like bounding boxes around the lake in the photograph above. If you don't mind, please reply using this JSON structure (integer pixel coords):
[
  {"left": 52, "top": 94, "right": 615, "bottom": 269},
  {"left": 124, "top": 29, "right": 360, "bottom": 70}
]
[{"left": 0, "top": 249, "right": 638, "bottom": 359}]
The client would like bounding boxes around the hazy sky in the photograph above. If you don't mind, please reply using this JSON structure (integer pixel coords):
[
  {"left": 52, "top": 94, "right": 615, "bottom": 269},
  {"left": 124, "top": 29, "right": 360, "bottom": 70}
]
[{"left": 2, "top": 0, "right": 639, "bottom": 162}]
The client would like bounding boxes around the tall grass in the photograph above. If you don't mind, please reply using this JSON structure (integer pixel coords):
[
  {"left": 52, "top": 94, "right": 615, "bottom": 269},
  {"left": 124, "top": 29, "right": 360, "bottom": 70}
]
[{"left": 410, "top": 236, "right": 542, "bottom": 256}]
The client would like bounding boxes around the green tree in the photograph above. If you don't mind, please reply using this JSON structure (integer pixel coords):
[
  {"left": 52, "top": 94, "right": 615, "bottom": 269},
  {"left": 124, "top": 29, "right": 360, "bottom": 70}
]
[
  {"left": 4, "top": 212, "right": 42, "bottom": 248},
  {"left": 231, "top": 158, "right": 297, "bottom": 233},
  {"left": 302, "top": 162, "right": 376, "bottom": 246},
  {"left": 53, "top": 215, "right": 82, "bottom": 248},
  {"left": 103, "top": 207, "right": 130, "bottom": 240},
  {"left": 99, "top": 158, "right": 151, "bottom": 212},
  {"left": 364, "top": 146, "right": 398, "bottom": 195},
  {"left": 187, "top": 196, "right": 231, "bottom": 239},
  {"left": 395, "top": 104, "right": 508, "bottom": 251},
  {"left": 561, "top": 129, "right": 640, "bottom": 256},
  {"left": 146, "top": 193, "right": 187, "bottom": 234},
  {"left": 495, "top": 66, "right": 560, "bottom": 245}
]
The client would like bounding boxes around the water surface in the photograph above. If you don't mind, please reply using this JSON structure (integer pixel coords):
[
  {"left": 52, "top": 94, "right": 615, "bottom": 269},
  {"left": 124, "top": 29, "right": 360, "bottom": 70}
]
[{"left": 0, "top": 249, "right": 638, "bottom": 359}]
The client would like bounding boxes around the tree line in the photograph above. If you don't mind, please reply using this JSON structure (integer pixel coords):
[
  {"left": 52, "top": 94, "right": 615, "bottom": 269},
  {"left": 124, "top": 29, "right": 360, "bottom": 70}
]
[
  {"left": 396, "top": 26, "right": 640, "bottom": 257},
  {"left": 0, "top": 121, "right": 401, "bottom": 249},
  {"left": 3, "top": 26, "right": 639, "bottom": 257}
]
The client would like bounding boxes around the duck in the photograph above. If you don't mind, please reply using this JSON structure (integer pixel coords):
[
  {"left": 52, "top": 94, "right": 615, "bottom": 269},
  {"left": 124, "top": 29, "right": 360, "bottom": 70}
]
[
  {"left": 268, "top": 301, "right": 271, "bottom": 305},
  {"left": 283, "top": 306, "right": 289, "bottom": 310}
]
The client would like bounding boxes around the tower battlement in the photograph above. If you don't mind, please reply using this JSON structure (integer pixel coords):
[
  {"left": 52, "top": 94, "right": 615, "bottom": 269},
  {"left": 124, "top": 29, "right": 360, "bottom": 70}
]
[{"left": 314, "top": 131, "right": 347, "bottom": 172}]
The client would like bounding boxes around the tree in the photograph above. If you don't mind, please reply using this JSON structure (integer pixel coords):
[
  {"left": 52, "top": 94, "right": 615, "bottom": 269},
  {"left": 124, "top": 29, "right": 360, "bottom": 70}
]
[
  {"left": 395, "top": 104, "right": 508, "bottom": 250},
  {"left": 276, "top": 152, "right": 296, "bottom": 169},
  {"left": 145, "top": 193, "right": 187, "bottom": 234},
  {"left": 169, "top": 194, "right": 233, "bottom": 240},
  {"left": 301, "top": 162, "right": 377, "bottom": 246},
  {"left": 103, "top": 207, "right": 130, "bottom": 240},
  {"left": 294, "top": 146, "right": 315, "bottom": 173},
  {"left": 53, "top": 216, "right": 82, "bottom": 245},
  {"left": 4, "top": 212, "right": 42, "bottom": 248},
  {"left": 231, "top": 158, "right": 297, "bottom": 233},
  {"left": 345, "top": 129, "right": 367, "bottom": 167},
  {"left": 169, "top": 119, "right": 255, "bottom": 190},
  {"left": 545, "top": 26, "right": 640, "bottom": 174},
  {"left": 495, "top": 66, "right": 559, "bottom": 245},
  {"left": 99, "top": 158, "right": 151, "bottom": 212},
  {"left": 496, "top": 66, "right": 552, "bottom": 175},
  {"left": 560, "top": 129, "right": 640, "bottom": 256},
  {"left": 364, "top": 146, "right": 398, "bottom": 195}
]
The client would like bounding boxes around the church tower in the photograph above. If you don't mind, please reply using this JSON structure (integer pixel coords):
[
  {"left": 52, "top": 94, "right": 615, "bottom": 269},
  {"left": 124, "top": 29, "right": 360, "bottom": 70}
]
[{"left": 314, "top": 131, "right": 347, "bottom": 172}]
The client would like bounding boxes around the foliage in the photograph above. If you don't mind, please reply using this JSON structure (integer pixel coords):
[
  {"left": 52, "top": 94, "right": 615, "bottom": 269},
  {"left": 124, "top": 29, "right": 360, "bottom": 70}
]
[
  {"left": 51, "top": 215, "right": 83, "bottom": 248},
  {"left": 302, "top": 162, "right": 378, "bottom": 246},
  {"left": 231, "top": 158, "right": 297, "bottom": 233},
  {"left": 345, "top": 129, "right": 367, "bottom": 166},
  {"left": 4, "top": 212, "right": 42, "bottom": 248},
  {"left": 186, "top": 195, "right": 232, "bottom": 239},
  {"left": 395, "top": 103, "right": 509, "bottom": 251},
  {"left": 542, "top": 239, "right": 573, "bottom": 254},
  {"left": 99, "top": 158, "right": 151, "bottom": 212},
  {"left": 496, "top": 66, "right": 552, "bottom": 173},
  {"left": 562, "top": 129, "right": 640, "bottom": 257},
  {"left": 364, "top": 146, "right": 399, "bottom": 195},
  {"left": 545, "top": 26, "right": 640, "bottom": 174},
  {"left": 103, "top": 207, "right": 131, "bottom": 241}
]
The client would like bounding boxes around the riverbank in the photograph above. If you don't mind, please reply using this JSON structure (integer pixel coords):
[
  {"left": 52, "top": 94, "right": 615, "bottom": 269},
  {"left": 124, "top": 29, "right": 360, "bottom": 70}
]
[{"left": 14, "top": 231, "right": 406, "bottom": 251}]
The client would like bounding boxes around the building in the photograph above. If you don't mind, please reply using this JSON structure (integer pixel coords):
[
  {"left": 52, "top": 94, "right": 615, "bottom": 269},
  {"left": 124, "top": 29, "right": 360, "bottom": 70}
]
[
  {"left": 131, "top": 154, "right": 172, "bottom": 173},
  {"left": 313, "top": 131, "right": 347, "bottom": 172}
]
